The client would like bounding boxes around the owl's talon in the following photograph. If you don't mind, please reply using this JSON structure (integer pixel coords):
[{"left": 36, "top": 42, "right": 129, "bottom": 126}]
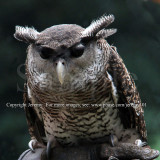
[
  {"left": 135, "top": 139, "right": 147, "bottom": 147},
  {"left": 28, "top": 139, "right": 45, "bottom": 152},
  {"left": 46, "top": 136, "right": 57, "bottom": 160},
  {"left": 46, "top": 142, "right": 52, "bottom": 159},
  {"left": 108, "top": 156, "right": 119, "bottom": 160},
  {"left": 28, "top": 139, "right": 36, "bottom": 152},
  {"left": 109, "top": 134, "right": 118, "bottom": 147}
]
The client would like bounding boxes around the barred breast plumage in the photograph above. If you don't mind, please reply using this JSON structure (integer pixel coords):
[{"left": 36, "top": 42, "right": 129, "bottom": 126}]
[{"left": 26, "top": 42, "right": 122, "bottom": 145}]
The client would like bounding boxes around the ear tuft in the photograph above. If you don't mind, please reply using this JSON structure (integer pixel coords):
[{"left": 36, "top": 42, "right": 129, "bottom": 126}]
[
  {"left": 81, "top": 14, "right": 115, "bottom": 39},
  {"left": 14, "top": 26, "right": 39, "bottom": 43},
  {"left": 96, "top": 28, "right": 117, "bottom": 39}
]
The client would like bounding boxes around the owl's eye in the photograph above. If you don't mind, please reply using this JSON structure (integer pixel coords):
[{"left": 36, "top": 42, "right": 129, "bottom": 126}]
[
  {"left": 37, "top": 46, "right": 54, "bottom": 59},
  {"left": 71, "top": 43, "right": 85, "bottom": 58}
]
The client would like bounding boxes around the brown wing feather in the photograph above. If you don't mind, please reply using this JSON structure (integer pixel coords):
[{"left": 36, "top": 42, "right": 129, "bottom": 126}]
[
  {"left": 23, "top": 83, "right": 46, "bottom": 144},
  {"left": 97, "top": 39, "right": 147, "bottom": 141}
]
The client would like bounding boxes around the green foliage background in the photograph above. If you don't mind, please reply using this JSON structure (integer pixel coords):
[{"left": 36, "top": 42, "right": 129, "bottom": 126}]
[{"left": 0, "top": 0, "right": 160, "bottom": 159}]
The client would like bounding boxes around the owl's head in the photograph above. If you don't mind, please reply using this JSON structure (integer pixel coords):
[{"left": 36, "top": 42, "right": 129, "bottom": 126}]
[{"left": 14, "top": 15, "right": 116, "bottom": 85}]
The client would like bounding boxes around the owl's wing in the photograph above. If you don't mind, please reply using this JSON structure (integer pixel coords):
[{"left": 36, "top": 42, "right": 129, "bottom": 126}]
[
  {"left": 23, "top": 83, "right": 46, "bottom": 144},
  {"left": 97, "top": 39, "right": 147, "bottom": 141}
]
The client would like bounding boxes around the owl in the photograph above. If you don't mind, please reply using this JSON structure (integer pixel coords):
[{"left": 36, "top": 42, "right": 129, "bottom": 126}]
[{"left": 14, "top": 14, "right": 147, "bottom": 159}]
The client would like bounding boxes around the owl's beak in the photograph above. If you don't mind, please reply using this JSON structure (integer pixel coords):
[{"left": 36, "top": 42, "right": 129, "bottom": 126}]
[{"left": 56, "top": 60, "right": 66, "bottom": 85}]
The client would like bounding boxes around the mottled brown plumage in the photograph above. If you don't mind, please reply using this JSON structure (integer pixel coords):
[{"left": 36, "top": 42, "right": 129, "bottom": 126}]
[{"left": 14, "top": 15, "right": 147, "bottom": 151}]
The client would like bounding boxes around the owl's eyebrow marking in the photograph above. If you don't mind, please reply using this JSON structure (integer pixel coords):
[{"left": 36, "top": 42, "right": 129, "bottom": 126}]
[
  {"left": 80, "top": 36, "right": 95, "bottom": 44},
  {"left": 71, "top": 40, "right": 87, "bottom": 48},
  {"left": 35, "top": 43, "right": 54, "bottom": 50},
  {"left": 35, "top": 44, "right": 57, "bottom": 55},
  {"left": 35, "top": 42, "right": 48, "bottom": 47}
]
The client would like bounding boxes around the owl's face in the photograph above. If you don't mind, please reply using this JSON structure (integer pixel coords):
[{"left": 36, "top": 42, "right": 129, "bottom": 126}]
[
  {"left": 14, "top": 15, "right": 116, "bottom": 85},
  {"left": 28, "top": 25, "right": 100, "bottom": 85}
]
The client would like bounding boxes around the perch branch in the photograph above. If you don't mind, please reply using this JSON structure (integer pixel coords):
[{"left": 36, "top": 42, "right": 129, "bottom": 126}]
[{"left": 18, "top": 142, "right": 159, "bottom": 160}]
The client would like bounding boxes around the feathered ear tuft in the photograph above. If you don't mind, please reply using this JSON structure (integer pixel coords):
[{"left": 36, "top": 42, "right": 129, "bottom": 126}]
[
  {"left": 96, "top": 28, "right": 117, "bottom": 39},
  {"left": 81, "top": 14, "right": 115, "bottom": 39},
  {"left": 14, "top": 26, "right": 39, "bottom": 43}
]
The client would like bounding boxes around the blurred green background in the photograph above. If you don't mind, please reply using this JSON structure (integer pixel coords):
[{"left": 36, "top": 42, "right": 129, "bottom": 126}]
[{"left": 0, "top": 0, "right": 160, "bottom": 159}]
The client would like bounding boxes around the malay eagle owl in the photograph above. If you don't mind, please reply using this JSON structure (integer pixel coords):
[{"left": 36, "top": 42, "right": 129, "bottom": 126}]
[{"left": 14, "top": 14, "right": 147, "bottom": 158}]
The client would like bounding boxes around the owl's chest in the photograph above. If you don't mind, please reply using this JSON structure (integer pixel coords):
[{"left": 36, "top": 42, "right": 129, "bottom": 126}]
[
  {"left": 30, "top": 60, "right": 112, "bottom": 103},
  {"left": 42, "top": 105, "right": 124, "bottom": 146},
  {"left": 34, "top": 72, "right": 112, "bottom": 105},
  {"left": 30, "top": 70, "right": 122, "bottom": 145}
]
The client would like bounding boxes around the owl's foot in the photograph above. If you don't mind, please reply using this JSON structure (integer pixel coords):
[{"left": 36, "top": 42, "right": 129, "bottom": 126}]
[
  {"left": 135, "top": 139, "right": 147, "bottom": 147},
  {"left": 46, "top": 136, "right": 59, "bottom": 160},
  {"left": 109, "top": 134, "right": 118, "bottom": 147},
  {"left": 28, "top": 139, "right": 45, "bottom": 152},
  {"left": 108, "top": 156, "right": 119, "bottom": 160}
]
